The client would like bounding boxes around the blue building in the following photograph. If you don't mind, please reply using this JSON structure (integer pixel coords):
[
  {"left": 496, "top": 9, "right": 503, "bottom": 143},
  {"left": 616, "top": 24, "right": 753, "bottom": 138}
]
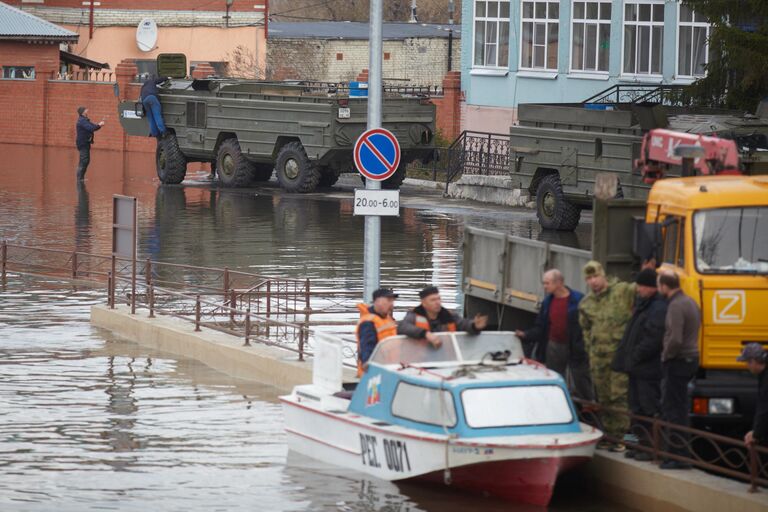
[{"left": 461, "top": 0, "right": 710, "bottom": 133}]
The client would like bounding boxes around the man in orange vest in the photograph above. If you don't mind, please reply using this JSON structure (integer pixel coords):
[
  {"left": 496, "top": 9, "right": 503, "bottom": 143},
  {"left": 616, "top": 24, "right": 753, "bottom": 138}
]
[
  {"left": 356, "top": 288, "right": 399, "bottom": 376},
  {"left": 398, "top": 286, "right": 488, "bottom": 346}
]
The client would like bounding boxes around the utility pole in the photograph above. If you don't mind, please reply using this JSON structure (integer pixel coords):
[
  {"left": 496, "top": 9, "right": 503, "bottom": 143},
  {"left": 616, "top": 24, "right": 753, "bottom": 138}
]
[
  {"left": 410, "top": 0, "right": 418, "bottom": 23},
  {"left": 363, "top": 0, "right": 384, "bottom": 303}
]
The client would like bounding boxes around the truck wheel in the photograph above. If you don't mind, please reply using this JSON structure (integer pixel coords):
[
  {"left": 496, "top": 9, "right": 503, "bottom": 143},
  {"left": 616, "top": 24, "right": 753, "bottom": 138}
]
[
  {"left": 252, "top": 163, "right": 274, "bottom": 182},
  {"left": 535, "top": 174, "right": 581, "bottom": 231},
  {"left": 156, "top": 133, "right": 187, "bottom": 184},
  {"left": 318, "top": 167, "right": 342, "bottom": 187},
  {"left": 275, "top": 142, "right": 320, "bottom": 193},
  {"left": 216, "top": 138, "right": 255, "bottom": 187},
  {"left": 358, "top": 162, "right": 407, "bottom": 189}
]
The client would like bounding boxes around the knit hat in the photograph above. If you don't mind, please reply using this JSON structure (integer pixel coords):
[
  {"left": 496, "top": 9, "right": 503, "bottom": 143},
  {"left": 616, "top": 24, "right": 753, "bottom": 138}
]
[
  {"left": 583, "top": 261, "right": 605, "bottom": 279},
  {"left": 77, "top": 106, "right": 86, "bottom": 116},
  {"left": 737, "top": 343, "right": 766, "bottom": 362},
  {"left": 635, "top": 268, "right": 658, "bottom": 288}
]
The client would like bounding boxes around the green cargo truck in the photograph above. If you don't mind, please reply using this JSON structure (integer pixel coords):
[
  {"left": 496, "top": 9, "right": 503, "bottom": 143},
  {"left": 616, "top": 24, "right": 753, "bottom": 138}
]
[{"left": 118, "top": 54, "right": 436, "bottom": 192}]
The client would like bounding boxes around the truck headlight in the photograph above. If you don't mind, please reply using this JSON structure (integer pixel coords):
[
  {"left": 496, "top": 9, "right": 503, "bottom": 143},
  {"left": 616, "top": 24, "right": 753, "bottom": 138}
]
[{"left": 708, "top": 398, "right": 734, "bottom": 415}]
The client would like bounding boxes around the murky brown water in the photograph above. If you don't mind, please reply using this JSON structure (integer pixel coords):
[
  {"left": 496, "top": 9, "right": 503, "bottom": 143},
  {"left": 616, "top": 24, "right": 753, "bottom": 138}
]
[{"left": 0, "top": 144, "right": 628, "bottom": 511}]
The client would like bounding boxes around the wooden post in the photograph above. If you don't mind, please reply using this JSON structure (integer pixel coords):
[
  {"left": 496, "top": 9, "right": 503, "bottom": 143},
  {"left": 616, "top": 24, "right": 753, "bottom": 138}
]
[
  {"left": 149, "top": 284, "right": 155, "bottom": 318},
  {"left": 244, "top": 308, "right": 251, "bottom": 347},
  {"left": 195, "top": 295, "right": 201, "bottom": 331}
]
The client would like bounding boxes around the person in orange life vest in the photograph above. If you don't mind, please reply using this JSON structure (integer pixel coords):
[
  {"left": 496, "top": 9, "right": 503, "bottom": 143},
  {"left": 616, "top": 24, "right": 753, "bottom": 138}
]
[
  {"left": 356, "top": 288, "right": 399, "bottom": 376},
  {"left": 397, "top": 286, "right": 488, "bottom": 347}
]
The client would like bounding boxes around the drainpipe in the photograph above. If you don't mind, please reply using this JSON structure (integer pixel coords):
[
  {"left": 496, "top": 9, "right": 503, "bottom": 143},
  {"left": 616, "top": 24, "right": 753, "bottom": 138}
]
[
  {"left": 88, "top": 0, "right": 94, "bottom": 39},
  {"left": 447, "top": 0, "right": 454, "bottom": 71}
]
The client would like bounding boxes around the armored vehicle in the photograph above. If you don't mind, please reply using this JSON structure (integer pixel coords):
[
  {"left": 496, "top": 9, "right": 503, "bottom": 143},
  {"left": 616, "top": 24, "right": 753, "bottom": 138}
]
[
  {"left": 118, "top": 54, "right": 436, "bottom": 192},
  {"left": 509, "top": 85, "right": 768, "bottom": 230}
]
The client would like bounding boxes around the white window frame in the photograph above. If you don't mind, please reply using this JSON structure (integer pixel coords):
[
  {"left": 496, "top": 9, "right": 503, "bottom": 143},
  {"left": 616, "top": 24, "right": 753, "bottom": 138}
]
[
  {"left": 621, "top": 0, "right": 665, "bottom": 78},
  {"left": 472, "top": 0, "right": 511, "bottom": 69},
  {"left": 520, "top": 0, "right": 561, "bottom": 72},
  {"left": 569, "top": 1, "right": 612, "bottom": 75},
  {"left": 676, "top": 3, "right": 711, "bottom": 79}
]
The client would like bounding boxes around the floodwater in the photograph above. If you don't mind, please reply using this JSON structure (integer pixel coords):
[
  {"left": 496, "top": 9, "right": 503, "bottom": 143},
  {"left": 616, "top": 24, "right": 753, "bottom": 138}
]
[{"left": 0, "top": 145, "right": 628, "bottom": 511}]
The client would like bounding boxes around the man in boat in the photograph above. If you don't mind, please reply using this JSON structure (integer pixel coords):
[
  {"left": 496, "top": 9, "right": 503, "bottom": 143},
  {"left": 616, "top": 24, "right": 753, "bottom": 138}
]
[
  {"left": 356, "top": 288, "right": 399, "bottom": 377},
  {"left": 611, "top": 269, "right": 667, "bottom": 461},
  {"left": 397, "top": 286, "right": 488, "bottom": 346},
  {"left": 579, "top": 261, "right": 635, "bottom": 452},
  {"left": 515, "top": 269, "right": 594, "bottom": 400}
]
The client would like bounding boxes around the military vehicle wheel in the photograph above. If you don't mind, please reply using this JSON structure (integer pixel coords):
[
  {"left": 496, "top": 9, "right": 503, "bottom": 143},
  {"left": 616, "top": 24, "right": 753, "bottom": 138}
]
[
  {"left": 156, "top": 133, "right": 187, "bottom": 184},
  {"left": 275, "top": 142, "right": 320, "bottom": 193},
  {"left": 535, "top": 174, "right": 581, "bottom": 231},
  {"left": 358, "top": 162, "right": 407, "bottom": 189},
  {"left": 318, "top": 167, "right": 342, "bottom": 187},
  {"left": 216, "top": 138, "right": 255, "bottom": 187},
  {"left": 252, "top": 163, "right": 274, "bottom": 182}
]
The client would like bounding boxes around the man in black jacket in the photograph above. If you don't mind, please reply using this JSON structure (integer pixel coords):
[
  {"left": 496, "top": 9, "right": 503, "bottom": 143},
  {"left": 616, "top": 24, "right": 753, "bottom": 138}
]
[
  {"left": 75, "top": 106, "right": 104, "bottom": 181},
  {"left": 739, "top": 344, "right": 768, "bottom": 447},
  {"left": 612, "top": 268, "right": 667, "bottom": 461}
]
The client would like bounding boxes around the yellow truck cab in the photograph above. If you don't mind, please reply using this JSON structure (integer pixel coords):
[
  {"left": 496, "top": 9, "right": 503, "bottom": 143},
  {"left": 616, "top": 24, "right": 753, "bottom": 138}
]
[{"left": 646, "top": 176, "right": 768, "bottom": 430}]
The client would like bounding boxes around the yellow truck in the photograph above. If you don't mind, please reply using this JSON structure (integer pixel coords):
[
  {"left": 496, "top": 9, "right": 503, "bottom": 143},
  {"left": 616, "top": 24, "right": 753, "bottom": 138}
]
[{"left": 463, "top": 175, "right": 768, "bottom": 432}]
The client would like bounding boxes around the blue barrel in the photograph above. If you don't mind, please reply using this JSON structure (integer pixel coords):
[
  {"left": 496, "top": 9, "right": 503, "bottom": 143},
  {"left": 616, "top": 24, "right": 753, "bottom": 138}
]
[{"left": 349, "top": 81, "right": 369, "bottom": 98}]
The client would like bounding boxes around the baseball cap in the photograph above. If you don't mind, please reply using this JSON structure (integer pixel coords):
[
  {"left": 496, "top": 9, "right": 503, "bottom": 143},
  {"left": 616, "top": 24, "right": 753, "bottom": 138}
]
[
  {"left": 372, "top": 288, "right": 398, "bottom": 300},
  {"left": 418, "top": 285, "right": 440, "bottom": 299},
  {"left": 583, "top": 260, "right": 605, "bottom": 278},
  {"left": 737, "top": 343, "right": 766, "bottom": 362}
]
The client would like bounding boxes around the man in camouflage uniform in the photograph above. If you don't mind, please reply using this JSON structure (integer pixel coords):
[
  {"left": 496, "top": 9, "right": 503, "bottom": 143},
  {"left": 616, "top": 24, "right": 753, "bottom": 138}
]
[{"left": 579, "top": 260, "right": 635, "bottom": 451}]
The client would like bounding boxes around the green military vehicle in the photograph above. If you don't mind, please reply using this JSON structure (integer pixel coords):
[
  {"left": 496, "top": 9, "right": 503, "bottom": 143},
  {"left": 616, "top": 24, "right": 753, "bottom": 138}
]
[
  {"left": 509, "top": 85, "right": 768, "bottom": 230},
  {"left": 118, "top": 54, "right": 436, "bottom": 192}
]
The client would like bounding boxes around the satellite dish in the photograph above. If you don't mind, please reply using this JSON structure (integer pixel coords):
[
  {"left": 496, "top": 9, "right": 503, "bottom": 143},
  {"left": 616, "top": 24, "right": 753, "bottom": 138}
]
[{"left": 136, "top": 18, "right": 158, "bottom": 52}]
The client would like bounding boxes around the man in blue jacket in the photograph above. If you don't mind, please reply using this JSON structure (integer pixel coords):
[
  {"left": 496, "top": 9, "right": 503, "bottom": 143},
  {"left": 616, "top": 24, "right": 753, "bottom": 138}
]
[
  {"left": 140, "top": 75, "right": 169, "bottom": 138},
  {"left": 516, "top": 269, "right": 594, "bottom": 400},
  {"left": 75, "top": 106, "right": 104, "bottom": 181}
]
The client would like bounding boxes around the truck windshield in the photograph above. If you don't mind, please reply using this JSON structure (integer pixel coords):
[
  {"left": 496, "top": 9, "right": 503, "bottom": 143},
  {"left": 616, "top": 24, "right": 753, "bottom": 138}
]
[{"left": 694, "top": 208, "right": 768, "bottom": 274}]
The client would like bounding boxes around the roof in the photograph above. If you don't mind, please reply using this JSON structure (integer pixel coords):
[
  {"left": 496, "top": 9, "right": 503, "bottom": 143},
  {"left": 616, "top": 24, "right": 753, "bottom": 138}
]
[
  {"left": 269, "top": 21, "right": 460, "bottom": 40},
  {"left": 647, "top": 176, "right": 768, "bottom": 212},
  {"left": 60, "top": 50, "right": 109, "bottom": 70},
  {"left": 0, "top": 2, "right": 78, "bottom": 42}
]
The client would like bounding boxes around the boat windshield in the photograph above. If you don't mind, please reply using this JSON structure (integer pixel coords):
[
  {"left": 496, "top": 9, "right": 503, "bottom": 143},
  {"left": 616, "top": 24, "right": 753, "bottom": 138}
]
[
  {"left": 694, "top": 207, "right": 768, "bottom": 274},
  {"left": 368, "top": 332, "right": 523, "bottom": 366}
]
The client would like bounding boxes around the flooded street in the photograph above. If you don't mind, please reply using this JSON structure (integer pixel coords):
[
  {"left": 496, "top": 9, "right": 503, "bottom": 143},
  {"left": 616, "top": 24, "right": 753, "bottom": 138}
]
[{"left": 0, "top": 144, "right": 628, "bottom": 511}]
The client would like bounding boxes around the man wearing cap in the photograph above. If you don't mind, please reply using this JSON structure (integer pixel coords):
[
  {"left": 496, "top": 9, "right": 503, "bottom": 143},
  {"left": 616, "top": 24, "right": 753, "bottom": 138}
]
[
  {"left": 739, "top": 344, "right": 768, "bottom": 447},
  {"left": 75, "top": 106, "right": 105, "bottom": 181},
  {"left": 140, "top": 75, "right": 170, "bottom": 138},
  {"left": 612, "top": 268, "right": 667, "bottom": 461},
  {"left": 579, "top": 260, "right": 636, "bottom": 451},
  {"left": 397, "top": 286, "right": 488, "bottom": 345},
  {"left": 356, "top": 288, "right": 399, "bottom": 377}
]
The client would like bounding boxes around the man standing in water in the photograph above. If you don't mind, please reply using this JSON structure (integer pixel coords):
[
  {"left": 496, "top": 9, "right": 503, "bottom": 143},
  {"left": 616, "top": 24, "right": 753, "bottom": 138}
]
[{"left": 75, "top": 106, "right": 104, "bottom": 181}]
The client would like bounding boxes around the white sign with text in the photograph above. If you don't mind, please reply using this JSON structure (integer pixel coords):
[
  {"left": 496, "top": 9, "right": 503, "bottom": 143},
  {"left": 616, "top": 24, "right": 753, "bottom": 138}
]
[{"left": 353, "top": 189, "right": 400, "bottom": 216}]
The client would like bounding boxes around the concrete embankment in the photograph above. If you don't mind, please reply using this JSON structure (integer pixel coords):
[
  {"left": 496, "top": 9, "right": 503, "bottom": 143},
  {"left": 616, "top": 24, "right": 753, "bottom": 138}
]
[
  {"left": 445, "top": 175, "right": 532, "bottom": 208},
  {"left": 91, "top": 305, "right": 768, "bottom": 512}
]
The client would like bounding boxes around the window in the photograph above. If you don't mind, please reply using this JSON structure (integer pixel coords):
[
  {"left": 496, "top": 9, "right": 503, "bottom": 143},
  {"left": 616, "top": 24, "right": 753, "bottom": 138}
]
[
  {"left": 392, "top": 382, "right": 457, "bottom": 427},
  {"left": 678, "top": 4, "right": 710, "bottom": 77},
  {"left": 662, "top": 216, "right": 682, "bottom": 266},
  {"left": 186, "top": 101, "right": 206, "bottom": 128},
  {"left": 571, "top": 1, "right": 611, "bottom": 73},
  {"left": 694, "top": 208, "right": 768, "bottom": 274},
  {"left": 623, "top": 0, "right": 664, "bottom": 75},
  {"left": 462, "top": 385, "right": 573, "bottom": 428},
  {"left": 474, "top": 0, "right": 511, "bottom": 68},
  {"left": 2, "top": 66, "right": 35, "bottom": 80},
  {"left": 521, "top": 1, "right": 559, "bottom": 70}
]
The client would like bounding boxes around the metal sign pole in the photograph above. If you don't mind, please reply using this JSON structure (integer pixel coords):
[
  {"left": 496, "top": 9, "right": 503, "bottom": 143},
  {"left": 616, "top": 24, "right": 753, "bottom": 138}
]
[{"left": 363, "top": 0, "right": 383, "bottom": 304}]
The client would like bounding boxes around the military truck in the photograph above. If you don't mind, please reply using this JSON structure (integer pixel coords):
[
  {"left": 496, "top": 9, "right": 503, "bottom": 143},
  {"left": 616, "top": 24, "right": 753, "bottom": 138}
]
[
  {"left": 463, "top": 174, "right": 768, "bottom": 434},
  {"left": 118, "top": 54, "right": 436, "bottom": 192},
  {"left": 509, "top": 85, "right": 768, "bottom": 230}
]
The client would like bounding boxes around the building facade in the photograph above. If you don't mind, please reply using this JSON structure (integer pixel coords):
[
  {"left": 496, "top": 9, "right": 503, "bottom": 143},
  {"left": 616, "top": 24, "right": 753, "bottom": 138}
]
[
  {"left": 7, "top": 0, "right": 266, "bottom": 77},
  {"left": 461, "top": 0, "right": 710, "bottom": 133}
]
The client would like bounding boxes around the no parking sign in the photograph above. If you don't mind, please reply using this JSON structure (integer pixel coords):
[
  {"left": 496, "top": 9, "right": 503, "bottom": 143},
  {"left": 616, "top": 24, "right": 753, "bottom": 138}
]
[{"left": 353, "top": 128, "right": 401, "bottom": 181}]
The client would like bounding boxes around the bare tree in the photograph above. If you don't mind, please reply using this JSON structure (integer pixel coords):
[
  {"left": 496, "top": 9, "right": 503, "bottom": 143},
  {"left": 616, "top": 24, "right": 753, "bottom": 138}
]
[{"left": 223, "top": 45, "right": 265, "bottom": 79}]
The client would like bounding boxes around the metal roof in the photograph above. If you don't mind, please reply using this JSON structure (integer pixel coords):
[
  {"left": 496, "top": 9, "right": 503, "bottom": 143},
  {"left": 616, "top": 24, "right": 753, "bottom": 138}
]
[
  {"left": 0, "top": 1, "right": 78, "bottom": 42},
  {"left": 269, "top": 21, "right": 460, "bottom": 40}
]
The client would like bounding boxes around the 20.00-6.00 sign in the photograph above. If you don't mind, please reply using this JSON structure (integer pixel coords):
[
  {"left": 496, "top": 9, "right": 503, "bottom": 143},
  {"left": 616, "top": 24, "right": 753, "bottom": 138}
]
[{"left": 353, "top": 189, "right": 400, "bottom": 217}]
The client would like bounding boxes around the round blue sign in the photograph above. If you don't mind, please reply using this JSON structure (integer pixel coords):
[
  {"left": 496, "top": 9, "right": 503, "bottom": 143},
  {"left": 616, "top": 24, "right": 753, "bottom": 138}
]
[{"left": 354, "top": 128, "right": 401, "bottom": 181}]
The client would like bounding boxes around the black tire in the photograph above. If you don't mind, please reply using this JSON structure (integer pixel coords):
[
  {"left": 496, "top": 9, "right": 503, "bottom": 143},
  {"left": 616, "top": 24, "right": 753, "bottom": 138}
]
[
  {"left": 535, "top": 174, "right": 581, "bottom": 231},
  {"left": 156, "top": 133, "right": 187, "bottom": 184},
  {"left": 274, "top": 141, "right": 321, "bottom": 193},
  {"left": 216, "top": 138, "right": 255, "bottom": 188},
  {"left": 358, "top": 162, "right": 407, "bottom": 189},
  {"left": 252, "top": 163, "right": 274, "bottom": 182},
  {"left": 318, "top": 166, "right": 342, "bottom": 187}
]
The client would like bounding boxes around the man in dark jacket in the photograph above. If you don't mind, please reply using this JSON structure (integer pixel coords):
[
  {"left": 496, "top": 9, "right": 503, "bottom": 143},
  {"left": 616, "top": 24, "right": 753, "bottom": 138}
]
[
  {"left": 515, "top": 269, "right": 594, "bottom": 400},
  {"left": 739, "top": 344, "right": 768, "bottom": 447},
  {"left": 75, "top": 106, "right": 104, "bottom": 181},
  {"left": 398, "top": 286, "right": 487, "bottom": 346},
  {"left": 140, "top": 75, "right": 169, "bottom": 138},
  {"left": 612, "top": 268, "right": 667, "bottom": 461}
]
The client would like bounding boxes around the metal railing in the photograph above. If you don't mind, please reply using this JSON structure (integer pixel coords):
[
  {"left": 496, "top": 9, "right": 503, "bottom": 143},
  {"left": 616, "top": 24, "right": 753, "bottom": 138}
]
[
  {"left": 582, "top": 84, "right": 698, "bottom": 107},
  {"left": 575, "top": 398, "right": 768, "bottom": 493},
  {"left": 443, "top": 130, "right": 511, "bottom": 191}
]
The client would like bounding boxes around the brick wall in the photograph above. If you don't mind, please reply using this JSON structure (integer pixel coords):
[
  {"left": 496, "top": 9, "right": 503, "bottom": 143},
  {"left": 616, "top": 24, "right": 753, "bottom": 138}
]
[
  {"left": 9, "top": 0, "right": 261, "bottom": 11},
  {"left": 268, "top": 37, "right": 461, "bottom": 86}
]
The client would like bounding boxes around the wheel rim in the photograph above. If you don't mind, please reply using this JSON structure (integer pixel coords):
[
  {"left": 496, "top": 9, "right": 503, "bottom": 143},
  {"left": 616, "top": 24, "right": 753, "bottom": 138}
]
[
  {"left": 542, "top": 191, "right": 557, "bottom": 219},
  {"left": 284, "top": 158, "right": 300, "bottom": 180},
  {"left": 221, "top": 154, "right": 235, "bottom": 178}
]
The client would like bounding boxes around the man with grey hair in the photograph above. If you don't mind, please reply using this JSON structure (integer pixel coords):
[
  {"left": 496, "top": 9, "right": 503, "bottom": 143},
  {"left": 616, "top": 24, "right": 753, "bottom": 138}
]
[{"left": 516, "top": 269, "right": 594, "bottom": 400}]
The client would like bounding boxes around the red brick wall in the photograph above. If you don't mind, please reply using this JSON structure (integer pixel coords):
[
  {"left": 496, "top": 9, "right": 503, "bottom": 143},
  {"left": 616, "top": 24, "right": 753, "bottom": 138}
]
[{"left": 5, "top": 0, "right": 262, "bottom": 10}]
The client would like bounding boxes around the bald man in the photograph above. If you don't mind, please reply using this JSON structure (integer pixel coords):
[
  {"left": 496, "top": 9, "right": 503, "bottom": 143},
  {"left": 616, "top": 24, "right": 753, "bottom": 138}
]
[{"left": 516, "top": 269, "right": 594, "bottom": 400}]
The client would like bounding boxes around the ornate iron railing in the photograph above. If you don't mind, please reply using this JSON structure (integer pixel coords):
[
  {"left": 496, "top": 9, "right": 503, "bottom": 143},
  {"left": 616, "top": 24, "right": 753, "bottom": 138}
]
[{"left": 582, "top": 84, "right": 698, "bottom": 107}]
